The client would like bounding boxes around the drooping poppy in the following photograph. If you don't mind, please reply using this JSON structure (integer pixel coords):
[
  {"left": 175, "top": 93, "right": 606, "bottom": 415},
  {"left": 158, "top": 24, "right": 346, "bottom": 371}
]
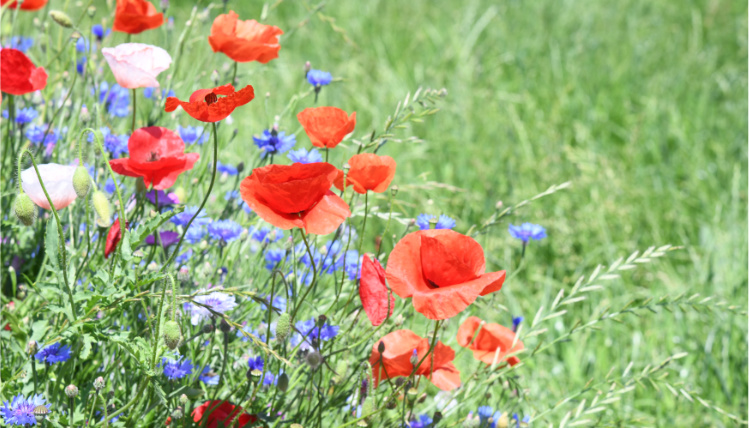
[
  {"left": 191, "top": 400, "right": 258, "bottom": 428},
  {"left": 20, "top": 164, "right": 78, "bottom": 210},
  {"left": 109, "top": 127, "right": 199, "bottom": 190},
  {"left": 208, "top": 11, "right": 283, "bottom": 63},
  {"left": 104, "top": 218, "right": 128, "bottom": 259},
  {"left": 165, "top": 84, "right": 255, "bottom": 123},
  {"left": 112, "top": 0, "right": 164, "bottom": 34},
  {"left": 457, "top": 316, "right": 524, "bottom": 367},
  {"left": 1, "top": 48, "right": 48, "bottom": 95},
  {"left": 369, "top": 329, "right": 460, "bottom": 391},
  {"left": 1, "top": 0, "right": 47, "bottom": 10},
  {"left": 297, "top": 106, "right": 356, "bottom": 149},
  {"left": 102, "top": 43, "right": 172, "bottom": 89},
  {"left": 385, "top": 229, "right": 506, "bottom": 320},
  {"left": 239, "top": 163, "right": 350, "bottom": 235},
  {"left": 334, "top": 153, "right": 396, "bottom": 194},
  {"left": 360, "top": 254, "right": 394, "bottom": 326}
]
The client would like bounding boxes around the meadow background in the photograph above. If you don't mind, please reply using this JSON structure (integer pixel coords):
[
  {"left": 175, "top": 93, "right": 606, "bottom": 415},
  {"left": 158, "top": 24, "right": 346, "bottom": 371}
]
[{"left": 3, "top": 0, "right": 748, "bottom": 425}]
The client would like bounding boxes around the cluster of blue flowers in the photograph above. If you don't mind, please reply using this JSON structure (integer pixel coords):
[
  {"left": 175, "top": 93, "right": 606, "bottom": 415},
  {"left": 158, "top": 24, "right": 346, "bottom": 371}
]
[
  {"left": 2, "top": 107, "right": 38, "bottom": 124},
  {"left": 416, "top": 213, "right": 456, "bottom": 230},
  {"left": 5, "top": 36, "right": 34, "bottom": 52},
  {"left": 87, "top": 127, "right": 129, "bottom": 158},
  {"left": 177, "top": 125, "right": 209, "bottom": 145},
  {"left": 98, "top": 82, "right": 131, "bottom": 118},
  {"left": 288, "top": 147, "right": 323, "bottom": 164},
  {"left": 253, "top": 129, "right": 296, "bottom": 157},
  {"left": 292, "top": 318, "right": 340, "bottom": 351},
  {"left": 1, "top": 394, "right": 50, "bottom": 426}
]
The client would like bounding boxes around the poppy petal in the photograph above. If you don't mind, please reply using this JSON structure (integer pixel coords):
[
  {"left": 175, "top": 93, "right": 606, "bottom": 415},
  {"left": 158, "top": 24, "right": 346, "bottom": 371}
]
[
  {"left": 301, "top": 192, "right": 351, "bottom": 235},
  {"left": 360, "top": 255, "right": 394, "bottom": 326}
]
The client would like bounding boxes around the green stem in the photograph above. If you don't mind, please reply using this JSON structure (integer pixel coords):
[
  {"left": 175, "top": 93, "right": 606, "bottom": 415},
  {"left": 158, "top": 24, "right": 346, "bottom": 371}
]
[
  {"left": 291, "top": 229, "right": 318, "bottom": 321},
  {"left": 106, "top": 379, "right": 149, "bottom": 422},
  {"left": 231, "top": 61, "right": 238, "bottom": 85},
  {"left": 131, "top": 88, "right": 137, "bottom": 134},
  {"left": 151, "top": 275, "right": 172, "bottom": 370}
]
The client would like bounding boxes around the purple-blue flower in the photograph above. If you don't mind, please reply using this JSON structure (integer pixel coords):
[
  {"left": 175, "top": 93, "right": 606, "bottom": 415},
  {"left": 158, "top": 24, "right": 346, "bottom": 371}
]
[
  {"left": 1, "top": 394, "right": 50, "bottom": 426},
  {"left": 293, "top": 318, "right": 339, "bottom": 351},
  {"left": 253, "top": 129, "right": 296, "bottom": 157},
  {"left": 5, "top": 36, "right": 34, "bottom": 53},
  {"left": 177, "top": 125, "right": 208, "bottom": 145},
  {"left": 512, "top": 316, "right": 523, "bottom": 333},
  {"left": 175, "top": 249, "right": 193, "bottom": 264},
  {"left": 251, "top": 226, "right": 284, "bottom": 243},
  {"left": 171, "top": 206, "right": 206, "bottom": 227},
  {"left": 92, "top": 24, "right": 111, "bottom": 41},
  {"left": 7, "top": 107, "right": 38, "bottom": 124},
  {"left": 161, "top": 357, "right": 194, "bottom": 380},
  {"left": 416, "top": 214, "right": 456, "bottom": 230},
  {"left": 508, "top": 223, "right": 546, "bottom": 243},
  {"left": 75, "top": 37, "right": 89, "bottom": 53},
  {"left": 97, "top": 82, "right": 130, "bottom": 118},
  {"left": 248, "top": 356, "right": 264, "bottom": 371},
  {"left": 342, "top": 250, "right": 361, "bottom": 280},
  {"left": 265, "top": 249, "right": 287, "bottom": 271},
  {"left": 25, "top": 125, "right": 59, "bottom": 145},
  {"left": 406, "top": 414, "right": 433, "bottom": 428},
  {"left": 307, "top": 69, "right": 333, "bottom": 87},
  {"left": 187, "top": 289, "right": 237, "bottom": 325},
  {"left": 217, "top": 161, "right": 238, "bottom": 176},
  {"left": 35, "top": 343, "right": 72, "bottom": 364},
  {"left": 199, "top": 366, "right": 219, "bottom": 385},
  {"left": 207, "top": 219, "right": 242, "bottom": 242},
  {"left": 512, "top": 413, "right": 530, "bottom": 427},
  {"left": 287, "top": 147, "right": 323, "bottom": 164},
  {"left": 87, "top": 127, "right": 129, "bottom": 158}
]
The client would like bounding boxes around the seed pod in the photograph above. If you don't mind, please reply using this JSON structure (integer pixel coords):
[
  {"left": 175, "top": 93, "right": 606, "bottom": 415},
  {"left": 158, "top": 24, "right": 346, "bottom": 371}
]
[
  {"left": 219, "top": 319, "right": 231, "bottom": 333},
  {"left": 275, "top": 313, "right": 291, "bottom": 341},
  {"left": 92, "top": 190, "right": 111, "bottom": 227},
  {"left": 72, "top": 166, "right": 91, "bottom": 198},
  {"left": 162, "top": 321, "right": 182, "bottom": 350},
  {"left": 27, "top": 340, "right": 38, "bottom": 355},
  {"left": 33, "top": 405, "right": 49, "bottom": 423},
  {"left": 65, "top": 384, "right": 79, "bottom": 398},
  {"left": 277, "top": 373, "right": 289, "bottom": 392},
  {"left": 49, "top": 10, "right": 73, "bottom": 28},
  {"left": 14, "top": 193, "right": 36, "bottom": 226},
  {"left": 377, "top": 341, "right": 385, "bottom": 354},
  {"left": 305, "top": 351, "right": 322, "bottom": 370}
]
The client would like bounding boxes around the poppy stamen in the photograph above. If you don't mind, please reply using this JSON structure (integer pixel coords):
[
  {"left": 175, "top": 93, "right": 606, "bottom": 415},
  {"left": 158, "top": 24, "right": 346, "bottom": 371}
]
[
  {"left": 147, "top": 151, "right": 160, "bottom": 162},
  {"left": 204, "top": 93, "right": 218, "bottom": 105}
]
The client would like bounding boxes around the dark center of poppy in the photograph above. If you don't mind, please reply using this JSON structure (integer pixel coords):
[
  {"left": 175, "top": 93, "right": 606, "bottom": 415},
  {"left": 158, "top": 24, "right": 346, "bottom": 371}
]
[
  {"left": 204, "top": 93, "right": 218, "bottom": 105},
  {"left": 147, "top": 151, "right": 160, "bottom": 162}
]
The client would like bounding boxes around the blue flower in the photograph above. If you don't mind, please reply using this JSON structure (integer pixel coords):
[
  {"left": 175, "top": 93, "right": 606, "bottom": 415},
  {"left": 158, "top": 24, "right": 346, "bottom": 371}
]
[
  {"left": 143, "top": 87, "right": 175, "bottom": 100},
  {"left": 251, "top": 226, "right": 284, "bottom": 243},
  {"left": 5, "top": 36, "right": 34, "bottom": 53},
  {"left": 187, "top": 289, "right": 237, "bottom": 325},
  {"left": 175, "top": 249, "right": 193, "bottom": 264},
  {"left": 265, "top": 249, "right": 287, "bottom": 270},
  {"left": 225, "top": 190, "right": 239, "bottom": 201},
  {"left": 97, "top": 82, "right": 130, "bottom": 118},
  {"left": 185, "top": 224, "right": 208, "bottom": 244},
  {"left": 171, "top": 206, "right": 206, "bottom": 228},
  {"left": 25, "top": 125, "right": 59, "bottom": 145},
  {"left": 287, "top": 147, "right": 323, "bottom": 164},
  {"left": 91, "top": 24, "right": 111, "bottom": 41},
  {"left": 253, "top": 129, "right": 296, "bottom": 157},
  {"left": 512, "top": 316, "right": 523, "bottom": 333},
  {"left": 478, "top": 406, "right": 494, "bottom": 424},
  {"left": 407, "top": 414, "right": 433, "bottom": 428},
  {"left": 261, "top": 295, "right": 287, "bottom": 313},
  {"left": 207, "top": 219, "right": 242, "bottom": 242},
  {"left": 508, "top": 223, "right": 546, "bottom": 243},
  {"left": 76, "top": 57, "right": 87, "bottom": 75},
  {"left": 177, "top": 125, "right": 208, "bottom": 145},
  {"left": 342, "top": 250, "right": 361, "bottom": 280},
  {"left": 416, "top": 214, "right": 456, "bottom": 230},
  {"left": 1, "top": 394, "right": 50, "bottom": 426},
  {"left": 237, "top": 326, "right": 266, "bottom": 343},
  {"left": 248, "top": 356, "right": 264, "bottom": 371},
  {"left": 13, "top": 107, "right": 38, "bottom": 124},
  {"left": 512, "top": 413, "right": 530, "bottom": 427},
  {"left": 88, "top": 127, "right": 129, "bottom": 158},
  {"left": 161, "top": 357, "right": 194, "bottom": 380},
  {"left": 307, "top": 69, "right": 333, "bottom": 87},
  {"left": 217, "top": 161, "right": 238, "bottom": 176},
  {"left": 35, "top": 343, "right": 72, "bottom": 364},
  {"left": 75, "top": 37, "right": 89, "bottom": 53},
  {"left": 199, "top": 366, "right": 219, "bottom": 385},
  {"left": 293, "top": 318, "right": 339, "bottom": 350}
]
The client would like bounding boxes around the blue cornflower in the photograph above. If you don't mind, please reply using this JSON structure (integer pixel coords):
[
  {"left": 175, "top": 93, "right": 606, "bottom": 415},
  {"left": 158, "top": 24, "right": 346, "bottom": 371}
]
[
  {"left": 187, "top": 289, "right": 237, "bottom": 325},
  {"left": 143, "top": 87, "right": 175, "bottom": 100},
  {"left": 508, "top": 223, "right": 546, "bottom": 243},
  {"left": 1, "top": 394, "right": 50, "bottom": 426},
  {"left": 75, "top": 37, "right": 89, "bottom": 53},
  {"left": 225, "top": 190, "right": 239, "bottom": 201},
  {"left": 416, "top": 214, "right": 456, "bottom": 230},
  {"left": 342, "top": 250, "right": 361, "bottom": 280},
  {"left": 171, "top": 206, "right": 206, "bottom": 227},
  {"left": 512, "top": 316, "right": 523, "bottom": 333},
  {"left": 92, "top": 25, "right": 111, "bottom": 41},
  {"left": 177, "top": 125, "right": 208, "bottom": 145},
  {"left": 295, "top": 318, "right": 339, "bottom": 342},
  {"left": 261, "top": 295, "right": 287, "bottom": 313},
  {"left": 407, "top": 414, "right": 433, "bottom": 428},
  {"left": 217, "top": 161, "right": 238, "bottom": 176},
  {"left": 248, "top": 356, "right": 264, "bottom": 371},
  {"left": 35, "top": 343, "right": 72, "bottom": 364},
  {"left": 87, "top": 127, "right": 129, "bottom": 158},
  {"left": 13, "top": 107, "right": 38, "bottom": 124},
  {"left": 478, "top": 406, "right": 494, "bottom": 424},
  {"left": 76, "top": 57, "right": 87, "bottom": 75},
  {"left": 287, "top": 147, "right": 323, "bottom": 164},
  {"left": 307, "top": 69, "right": 333, "bottom": 87},
  {"left": 161, "top": 357, "right": 194, "bottom": 380},
  {"left": 97, "top": 82, "right": 130, "bottom": 118},
  {"left": 185, "top": 224, "right": 208, "bottom": 244},
  {"left": 512, "top": 413, "right": 530, "bottom": 427},
  {"left": 175, "top": 249, "right": 193, "bottom": 264},
  {"left": 207, "top": 219, "right": 242, "bottom": 242},
  {"left": 253, "top": 129, "right": 296, "bottom": 157},
  {"left": 199, "top": 366, "right": 219, "bottom": 386},
  {"left": 5, "top": 36, "right": 34, "bottom": 53},
  {"left": 265, "top": 249, "right": 287, "bottom": 270},
  {"left": 251, "top": 226, "right": 284, "bottom": 243},
  {"left": 25, "top": 125, "right": 59, "bottom": 145}
]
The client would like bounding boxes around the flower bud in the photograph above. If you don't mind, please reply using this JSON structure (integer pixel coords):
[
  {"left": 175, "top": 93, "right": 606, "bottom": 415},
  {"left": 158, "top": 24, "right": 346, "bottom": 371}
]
[
  {"left": 73, "top": 166, "right": 91, "bottom": 198},
  {"left": 27, "top": 340, "right": 38, "bottom": 355},
  {"left": 277, "top": 373, "right": 289, "bottom": 392},
  {"left": 275, "top": 313, "right": 291, "bottom": 342},
  {"left": 171, "top": 406, "right": 183, "bottom": 420},
  {"left": 406, "top": 387, "right": 418, "bottom": 402},
  {"left": 147, "top": 262, "right": 159, "bottom": 271},
  {"left": 80, "top": 105, "right": 91, "bottom": 123},
  {"left": 49, "top": 10, "right": 73, "bottom": 28},
  {"left": 65, "top": 384, "right": 79, "bottom": 397},
  {"left": 219, "top": 319, "right": 231, "bottom": 333},
  {"left": 94, "top": 376, "right": 105, "bottom": 391},
  {"left": 305, "top": 351, "right": 322, "bottom": 370},
  {"left": 86, "top": 6, "right": 96, "bottom": 17},
  {"left": 92, "top": 190, "right": 111, "bottom": 227},
  {"left": 202, "top": 324, "right": 215, "bottom": 334},
  {"left": 390, "top": 186, "right": 399, "bottom": 197},
  {"left": 33, "top": 405, "right": 49, "bottom": 423},
  {"left": 179, "top": 394, "right": 188, "bottom": 405},
  {"left": 14, "top": 193, "right": 36, "bottom": 226},
  {"left": 162, "top": 320, "right": 182, "bottom": 350},
  {"left": 377, "top": 341, "right": 385, "bottom": 354}
]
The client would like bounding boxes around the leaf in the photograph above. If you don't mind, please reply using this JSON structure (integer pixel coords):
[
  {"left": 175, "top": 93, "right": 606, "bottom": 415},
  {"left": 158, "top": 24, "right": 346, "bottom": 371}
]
[
  {"left": 120, "top": 231, "right": 133, "bottom": 262},
  {"left": 131, "top": 207, "right": 184, "bottom": 248},
  {"left": 80, "top": 334, "right": 94, "bottom": 359}
]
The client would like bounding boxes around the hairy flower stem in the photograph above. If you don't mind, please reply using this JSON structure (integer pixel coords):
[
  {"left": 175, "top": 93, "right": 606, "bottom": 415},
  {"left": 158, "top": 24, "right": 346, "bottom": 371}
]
[
  {"left": 160, "top": 122, "right": 220, "bottom": 272},
  {"left": 131, "top": 88, "right": 137, "bottom": 133},
  {"left": 69, "top": 395, "right": 75, "bottom": 427},
  {"left": 213, "top": 331, "right": 230, "bottom": 400},
  {"left": 151, "top": 275, "right": 172, "bottom": 370},
  {"left": 106, "top": 379, "right": 149, "bottom": 423},
  {"left": 291, "top": 229, "right": 318, "bottom": 321},
  {"left": 31, "top": 357, "right": 38, "bottom": 394},
  {"left": 87, "top": 391, "right": 98, "bottom": 428}
]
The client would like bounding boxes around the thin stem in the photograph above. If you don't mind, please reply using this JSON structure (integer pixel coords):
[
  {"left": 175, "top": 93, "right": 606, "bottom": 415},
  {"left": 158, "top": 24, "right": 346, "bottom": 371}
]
[
  {"left": 151, "top": 275, "right": 172, "bottom": 369},
  {"left": 87, "top": 391, "right": 98, "bottom": 428},
  {"left": 231, "top": 61, "right": 238, "bottom": 85},
  {"left": 291, "top": 229, "right": 318, "bottom": 321},
  {"left": 106, "top": 379, "right": 149, "bottom": 422},
  {"left": 131, "top": 88, "right": 137, "bottom": 134}
]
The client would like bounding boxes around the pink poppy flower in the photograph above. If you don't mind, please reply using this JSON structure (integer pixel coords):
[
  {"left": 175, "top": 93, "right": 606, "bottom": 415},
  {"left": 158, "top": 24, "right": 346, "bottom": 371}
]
[
  {"left": 102, "top": 43, "right": 172, "bottom": 89},
  {"left": 21, "top": 163, "right": 78, "bottom": 210}
]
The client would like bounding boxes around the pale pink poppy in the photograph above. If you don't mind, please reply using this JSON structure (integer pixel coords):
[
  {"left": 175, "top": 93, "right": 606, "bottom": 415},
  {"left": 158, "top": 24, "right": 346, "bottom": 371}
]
[
  {"left": 102, "top": 43, "right": 172, "bottom": 89},
  {"left": 21, "top": 164, "right": 78, "bottom": 210}
]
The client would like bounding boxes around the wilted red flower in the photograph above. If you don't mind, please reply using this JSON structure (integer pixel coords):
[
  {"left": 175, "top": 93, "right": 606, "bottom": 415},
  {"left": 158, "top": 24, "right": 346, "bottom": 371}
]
[
  {"left": 369, "top": 329, "right": 460, "bottom": 391},
  {"left": 165, "top": 84, "right": 254, "bottom": 123},
  {"left": 208, "top": 11, "right": 283, "bottom": 63},
  {"left": 112, "top": 0, "right": 164, "bottom": 34},
  {"left": 297, "top": 106, "right": 356, "bottom": 149},
  {"left": 334, "top": 153, "right": 396, "bottom": 194},
  {"left": 1, "top": 0, "right": 47, "bottom": 10},
  {"left": 109, "top": 127, "right": 199, "bottom": 190},
  {"left": 386, "top": 229, "right": 505, "bottom": 320},
  {"left": 105, "top": 218, "right": 128, "bottom": 259},
  {"left": 457, "top": 316, "right": 524, "bottom": 367},
  {"left": 1, "top": 48, "right": 48, "bottom": 95},
  {"left": 360, "top": 254, "right": 394, "bottom": 326},
  {"left": 191, "top": 400, "right": 258, "bottom": 428},
  {"left": 240, "top": 163, "right": 350, "bottom": 235}
]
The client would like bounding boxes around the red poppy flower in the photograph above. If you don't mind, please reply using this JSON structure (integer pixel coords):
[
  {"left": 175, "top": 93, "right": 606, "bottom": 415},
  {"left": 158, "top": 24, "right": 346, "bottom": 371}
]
[
  {"left": 1, "top": 48, "right": 48, "bottom": 95},
  {"left": 334, "top": 153, "right": 396, "bottom": 194},
  {"left": 112, "top": 0, "right": 164, "bottom": 34},
  {"left": 1, "top": 0, "right": 47, "bottom": 10},
  {"left": 456, "top": 316, "right": 524, "bottom": 367},
  {"left": 385, "top": 229, "right": 505, "bottom": 320},
  {"left": 360, "top": 254, "right": 394, "bottom": 326},
  {"left": 240, "top": 163, "right": 350, "bottom": 235},
  {"left": 369, "top": 329, "right": 460, "bottom": 391},
  {"left": 105, "top": 218, "right": 128, "bottom": 259},
  {"left": 165, "top": 84, "right": 254, "bottom": 123},
  {"left": 208, "top": 11, "right": 283, "bottom": 63},
  {"left": 191, "top": 400, "right": 258, "bottom": 428},
  {"left": 297, "top": 106, "right": 356, "bottom": 149},
  {"left": 109, "top": 127, "right": 199, "bottom": 190}
]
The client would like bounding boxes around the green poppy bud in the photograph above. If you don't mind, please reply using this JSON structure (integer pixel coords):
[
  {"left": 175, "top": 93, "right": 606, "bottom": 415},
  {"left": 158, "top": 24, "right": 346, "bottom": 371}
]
[
  {"left": 162, "top": 321, "right": 182, "bottom": 350},
  {"left": 92, "top": 190, "right": 111, "bottom": 227},
  {"left": 49, "top": 10, "right": 73, "bottom": 28},
  {"left": 277, "top": 373, "right": 289, "bottom": 392},
  {"left": 72, "top": 166, "right": 91, "bottom": 198},
  {"left": 275, "top": 312, "right": 291, "bottom": 342},
  {"left": 14, "top": 193, "right": 36, "bottom": 226}
]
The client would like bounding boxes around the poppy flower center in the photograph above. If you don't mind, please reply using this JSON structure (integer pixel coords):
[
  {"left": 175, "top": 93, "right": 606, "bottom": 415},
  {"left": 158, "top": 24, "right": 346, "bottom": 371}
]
[
  {"left": 204, "top": 93, "right": 218, "bottom": 105},
  {"left": 146, "top": 151, "right": 160, "bottom": 162}
]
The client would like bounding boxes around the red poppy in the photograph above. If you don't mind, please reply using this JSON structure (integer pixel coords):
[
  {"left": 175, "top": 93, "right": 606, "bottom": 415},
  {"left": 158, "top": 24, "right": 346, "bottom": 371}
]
[
  {"left": 1, "top": 0, "right": 47, "bottom": 10},
  {"left": 385, "top": 229, "right": 505, "bottom": 320},
  {"left": 191, "top": 400, "right": 258, "bottom": 428},
  {"left": 297, "top": 107, "right": 356, "bottom": 149},
  {"left": 1, "top": 49, "right": 48, "bottom": 95},
  {"left": 112, "top": 0, "right": 164, "bottom": 34},
  {"left": 165, "top": 84, "right": 254, "bottom": 123},
  {"left": 457, "top": 316, "right": 524, "bottom": 367},
  {"left": 239, "top": 163, "right": 350, "bottom": 235},
  {"left": 360, "top": 254, "right": 394, "bottom": 326},
  {"left": 105, "top": 218, "right": 128, "bottom": 259},
  {"left": 109, "top": 127, "right": 199, "bottom": 190},
  {"left": 369, "top": 329, "right": 460, "bottom": 391},
  {"left": 334, "top": 153, "right": 396, "bottom": 194},
  {"left": 208, "top": 11, "right": 283, "bottom": 63}
]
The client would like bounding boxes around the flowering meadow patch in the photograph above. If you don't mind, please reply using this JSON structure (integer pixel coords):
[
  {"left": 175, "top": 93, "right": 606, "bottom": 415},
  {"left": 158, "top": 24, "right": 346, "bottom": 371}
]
[{"left": 0, "top": 1, "right": 745, "bottom": 428}]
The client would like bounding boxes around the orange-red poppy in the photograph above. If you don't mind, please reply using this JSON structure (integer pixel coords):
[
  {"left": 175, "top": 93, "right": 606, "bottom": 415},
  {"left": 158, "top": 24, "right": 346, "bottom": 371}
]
[
  {"left": 191, "top": 400, "right": 258, "bottom": 428},
  {"left": 297, "top": 106, "right": 356, "bottom": 149},
  {"left": 369, "top": 329, "right": 460, "bottom": 391},
  {"left": 105, "top": 218, "right": 128, "bottom": 259},
  {"left": 1, "top": 48, "right": 48, "bottom": 95},
  {"left": 334, "top": 153, "right": 396, "bottom": 194},
  {"left": 360, "top": 254, "right": 394, "bottom": 326},
  {"left": 165, "top": 84, "right": 254, "bottom": 123},
  {"left": 385, "top": 229, "right": 505, "bottom": 320},
  {"left": 239, "top": 163, "right": 350, "bottom": 235},
  {"left": 112, "top": 0, "right": 164, "bottom": 34},
  {"left": 1, "top": 0, "right": 47, "bottom": 10},
  {"left": 456, "top": 316, "right": 524, "bottom": 367},
  {"left": 208, "top": 11, "right": 283, "bottom": 63}
]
